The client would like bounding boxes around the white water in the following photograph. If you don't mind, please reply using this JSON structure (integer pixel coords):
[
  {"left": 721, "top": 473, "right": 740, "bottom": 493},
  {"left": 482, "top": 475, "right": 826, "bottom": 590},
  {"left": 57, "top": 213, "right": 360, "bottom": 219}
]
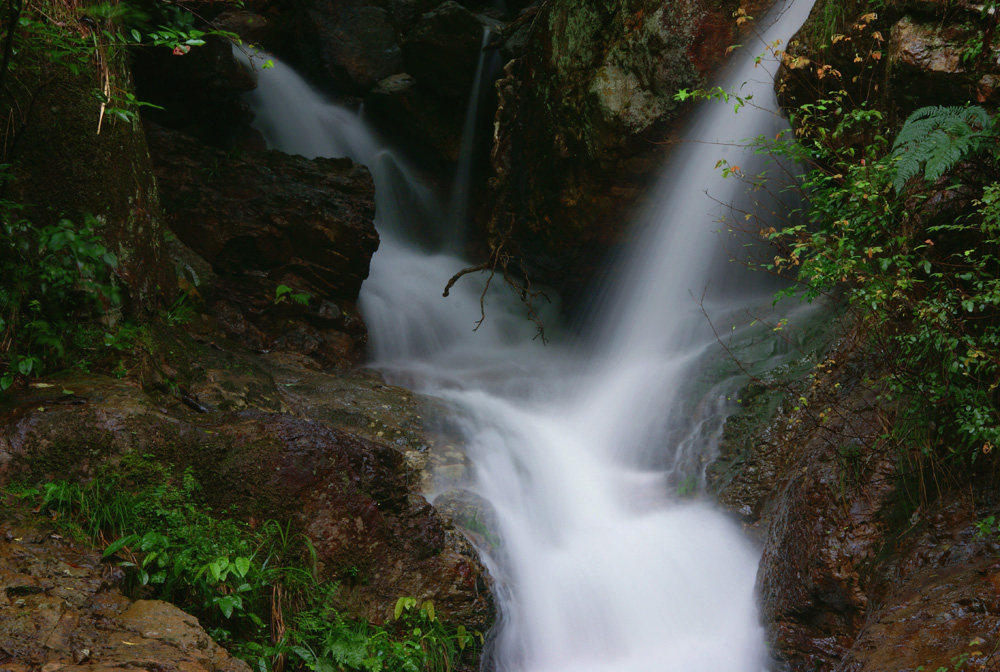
[{"left": 238, "top": 2, "right": 814, "bottom": 669}]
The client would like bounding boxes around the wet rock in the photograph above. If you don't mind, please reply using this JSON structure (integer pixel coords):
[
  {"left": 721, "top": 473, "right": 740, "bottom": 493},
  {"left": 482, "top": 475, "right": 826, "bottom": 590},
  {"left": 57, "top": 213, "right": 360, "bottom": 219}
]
[
  {"left": 886, "top": 15, "right": 1000, "bottom": 113},
  {"left": 132, "top": 34, "right": 257, "bottom": 147},
  {"left": 0, "top": 511, "right": 249, "bottom": 672},
  {"left": 2, "top": 21, "right": 174, "bottom": 317},
  {"left": 0, "top": 371, "right": 494, "bottom": 633},
  {"left": 215, "top": 10, "right": 289, "bottom": 52},
  {"left": 146, "top": 123, "right": 378, "bottom": 368},
  {"left": 401, "top": 2, "right": 493, "bottom": 100},
  {"left": 486, "top": 0, "right": 737, "bottom": 298},
  {"left": 433, "top": 489, "right": 502, "bottom": 555},
  {"left": 364, "top": 73, "right": 464, "bottom": 163},
  {"left": 291, "top": 0, "right": 403, "bottom": 93},
  {"left": 837, "top": 499, "right": 1000, "bottom": 672}
]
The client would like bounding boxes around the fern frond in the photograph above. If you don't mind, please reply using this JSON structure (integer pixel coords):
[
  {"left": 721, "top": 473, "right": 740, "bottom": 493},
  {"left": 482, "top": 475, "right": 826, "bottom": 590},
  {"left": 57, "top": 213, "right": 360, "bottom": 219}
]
[{"left": 890, "top": 105, "right": 994, "bottom": 192}]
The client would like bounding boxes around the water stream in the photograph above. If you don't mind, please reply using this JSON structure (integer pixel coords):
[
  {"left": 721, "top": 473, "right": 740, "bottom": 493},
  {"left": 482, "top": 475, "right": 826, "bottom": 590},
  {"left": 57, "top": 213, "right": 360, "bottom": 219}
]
[{"left": 239, "top": 1, "right": 816, "bottom": 668}]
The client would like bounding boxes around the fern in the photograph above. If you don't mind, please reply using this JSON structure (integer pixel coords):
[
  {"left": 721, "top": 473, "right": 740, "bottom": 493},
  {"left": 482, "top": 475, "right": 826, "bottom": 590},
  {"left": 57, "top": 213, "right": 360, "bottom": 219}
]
[{"left": 890, "top": 105, "right": 993, "bottom": 192}]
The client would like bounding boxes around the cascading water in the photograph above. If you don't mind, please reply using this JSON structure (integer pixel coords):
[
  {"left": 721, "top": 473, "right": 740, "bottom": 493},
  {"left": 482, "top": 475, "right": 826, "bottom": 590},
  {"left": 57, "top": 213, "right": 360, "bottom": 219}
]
[{"left": 239, "top": 1, "right": 815, "bottom": 669}]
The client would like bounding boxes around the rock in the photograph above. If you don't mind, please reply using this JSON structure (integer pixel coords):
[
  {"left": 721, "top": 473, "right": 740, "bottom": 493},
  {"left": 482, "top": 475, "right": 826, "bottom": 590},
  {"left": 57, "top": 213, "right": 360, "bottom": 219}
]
[
  {"left": 401, "top": 2, "right": 492, "bottom": 100},
  {"left": 2, "top": 15, "right": 174, "bottom": 316},
  {"left": 0, "top": 370, "right": 495, "bottom": 633},
  {"left": 778, "top": 0, "right": 1000, "bottom": 128},
  {"left": 146, "top": 123, "right": 378, "bottom": 368},
  {"left": 0, "top": 511, "right": 249, "bottom": 672},
  {"left": 886, "top": 15, "right": 1000, "bottom": 113},
  {"left": 837, "top": 499, "right": 1000, "bottom": 672},
  {"left": 365, "top": 73, "right": 464, "bottom": 163},
  {"left": 433, "top": 489, "right": 502, "bottom": 555},
  {"left": 486, "top": 0, "right": 738, "bottom": 298},
  {"left": 292, "top": 0, "right": 403, "bottom": 93},
  {"left": 364, "top": 73, "right": 465, "bottom": 163},
  {"left": 214, "top": 10, "right": 289, "bottom": 51},
  {"left": 132, "top": 34, "right": 258, "bottom": 147}
]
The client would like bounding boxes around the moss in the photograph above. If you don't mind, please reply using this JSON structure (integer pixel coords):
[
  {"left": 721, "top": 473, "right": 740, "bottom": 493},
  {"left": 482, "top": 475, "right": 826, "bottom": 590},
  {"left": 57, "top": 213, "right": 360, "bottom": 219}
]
[{"left": 2, "top": 0, "right": 176, "bottom": 318}]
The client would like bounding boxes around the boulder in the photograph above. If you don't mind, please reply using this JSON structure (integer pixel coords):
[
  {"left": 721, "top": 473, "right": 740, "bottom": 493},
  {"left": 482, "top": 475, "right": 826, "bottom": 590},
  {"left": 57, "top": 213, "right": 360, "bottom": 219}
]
[
  {"left": 0, "top": 511, "right": 249, "bottom": 672},
  {"left": 2, "top": 14, "right": 174, "bottom": 317},
  {"left": 837, "top": 498, "right": 1000, "bottom": 672},
  {"left": 777, "top": 0, "right": 1000, "bottom": 128},
  {"left": 0, "top": 371, "right": 495, "bottom": 633},
  {"left": 886, "top": 15, "right": 1000, "bottom": 113},
  {"left": 132, "top": 34, "right": 257, "bottom": 148},
  {"left": 146, "top": 124, "right": 379, "bottom": 368},
  {"left": 364, "top": 73, "right": 465, "bottom": 163},
  {"left": 486, "top": 0, "right": 738, "bottom": 298},
  {"left": 401, "top": 1, "right": 492, "bottom": 100},
  {"left": 711, "top": 333, "right": 1000, "bottom": 671},
  {"left": 291, "top": 0, "right": 403, "bottom": 93}
]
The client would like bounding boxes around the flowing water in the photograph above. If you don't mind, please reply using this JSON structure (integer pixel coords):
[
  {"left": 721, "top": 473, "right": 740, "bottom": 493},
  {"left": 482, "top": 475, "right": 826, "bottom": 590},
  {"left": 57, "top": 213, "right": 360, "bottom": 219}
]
[{"left": 239, "top": 1, "right": 816, "bottom": 669}]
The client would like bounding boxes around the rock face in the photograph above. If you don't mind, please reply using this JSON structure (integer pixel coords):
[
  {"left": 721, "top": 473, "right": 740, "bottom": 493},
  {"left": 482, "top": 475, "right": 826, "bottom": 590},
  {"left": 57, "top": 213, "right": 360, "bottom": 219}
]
[
  {"left": 1, "top": 14, "right": 174, "bottom": 316},
  {"left": 486, "top": 0, "right": 738, "bottom": 297},
  {"left": 712, "top": 328, "right": 1000, "bottom": 672},
  {"left": 147, "top": 124, "right": 379, "bottom": 368},
  {"left": 401, "top": 1, "right": 491, "bottom": 100},
  {"left": 0, "top": 511, "right": 250, "bottom": 672},
  {"left": 777, "top": 0, "right": 1000, "bottom": 125},
  {"left": 0, "top": 366, "right": 495, "bottom": 634},
  {"left": 364, "top": 72, "right": 465, "bottom": 163},
  {"left": 132, "top": 35, "right": 258, "bottom": 148},
  {"left": 291, "top": 0, "right": 405, "bottom": 93}
]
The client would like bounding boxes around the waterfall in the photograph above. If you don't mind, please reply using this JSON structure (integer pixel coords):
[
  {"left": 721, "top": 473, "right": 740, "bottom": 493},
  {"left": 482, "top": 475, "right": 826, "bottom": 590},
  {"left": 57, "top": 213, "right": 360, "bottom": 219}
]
[
  {"left": 446, "top": 27, "right": 500, "bottom": 247},
  {"left": 238, "top": 0, "right": 815, "bottom": 669}
]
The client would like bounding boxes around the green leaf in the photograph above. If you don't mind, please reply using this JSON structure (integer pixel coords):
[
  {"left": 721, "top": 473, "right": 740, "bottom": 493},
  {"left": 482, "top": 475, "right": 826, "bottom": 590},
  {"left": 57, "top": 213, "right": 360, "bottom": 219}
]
[
  {"left": 233, "top": 556, "right": 251, "bottom": 578},
  {"left": 103, "top": 533, "right": 140, "bottom": 558}
]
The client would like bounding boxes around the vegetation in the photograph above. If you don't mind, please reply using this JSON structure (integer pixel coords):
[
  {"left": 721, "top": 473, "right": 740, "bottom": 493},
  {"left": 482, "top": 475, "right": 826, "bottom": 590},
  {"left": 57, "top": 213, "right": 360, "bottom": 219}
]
[
  {"left": 0, "top": 0, "right": 234, "bottom": 389},
  {"left": 698, "top": 21, "right": 1000, "bottom": 462},
  {"left": 8, "top": 454, "right": 481, "bottom": 672},
  {"left": 0, "top": 201, "right": 120, "bottom": 390}
]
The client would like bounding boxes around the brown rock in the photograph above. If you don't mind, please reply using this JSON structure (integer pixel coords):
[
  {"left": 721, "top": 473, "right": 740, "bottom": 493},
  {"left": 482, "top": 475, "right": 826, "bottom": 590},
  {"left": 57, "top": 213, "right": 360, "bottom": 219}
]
[
  {"left": 401, "top": 1, "right": 491, "bottom": 100},
  {"left": 486, "top": 0, "right": 738, "bottom": 298},
  {"left": 291, "top": 0, "right": 403, "bottom": 93},
  {"left": 146, "top": 124, "right": 378, "bottom": 368},
  {"left": 365, "top": 72, "right": 464, "bottom": 163},
  {"left": 0, "top": 370, "right": 494, "bottom": 633},
  {"left": 0, "top": 512, "right": 249, "bottom": 672}
]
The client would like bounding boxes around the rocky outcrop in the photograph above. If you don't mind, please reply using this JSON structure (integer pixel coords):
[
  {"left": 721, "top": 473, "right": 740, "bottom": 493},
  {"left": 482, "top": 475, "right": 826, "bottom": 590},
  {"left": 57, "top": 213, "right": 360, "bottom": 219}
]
[
  {"left": 147, "top": 124, "right": 379, "bottom": 369},
  {"left": 777, "top": 0, "right": 1000, "bottom": 127},
  {"left": 290, "top": 0, "right": 406, "bottom": 93},
  {"left": 486, "top": 0, "right": 738, "bottom": 298},
  {"left": 401, "top": 1, "right": 493, "bottom": 100},
  {"left": 0, "top": 510, "right": 250, "bottom": 672},
  {"left": 1, "top": 12, "right": 174, "bottom": 316},
  {"left": 364, "top": 73, "right": 465, "bottom": 163},
  {"left": 0, "top": 364, "right": 494, "bottom": 634},
  {"left": 712, "top": 327, "right": 1000, "bottom": 671},
  {"left": 132, "top": 35, "right": 258, "bottom": 148}
]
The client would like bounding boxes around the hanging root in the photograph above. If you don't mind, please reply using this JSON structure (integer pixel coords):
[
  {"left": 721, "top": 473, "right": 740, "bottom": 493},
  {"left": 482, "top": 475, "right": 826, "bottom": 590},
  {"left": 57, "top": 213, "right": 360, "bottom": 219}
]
[{"left": 442, "top": 215, "right": 550, "bottom": 341}]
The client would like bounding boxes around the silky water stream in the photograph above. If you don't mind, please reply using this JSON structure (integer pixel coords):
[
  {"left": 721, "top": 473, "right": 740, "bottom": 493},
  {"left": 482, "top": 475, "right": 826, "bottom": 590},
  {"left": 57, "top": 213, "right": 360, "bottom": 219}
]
[{"left": 239, "top": 1, "right": 816, "bottom": 668}]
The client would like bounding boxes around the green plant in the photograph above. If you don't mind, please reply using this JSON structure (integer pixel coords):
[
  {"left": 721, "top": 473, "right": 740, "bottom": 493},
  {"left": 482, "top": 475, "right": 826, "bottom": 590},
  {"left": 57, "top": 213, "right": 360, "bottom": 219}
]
[
  {"left": 890, "top": 105, "right": 994, "bottom": 192},
  {"left": 274, "top": 284, "right": 310, "bottom": 306},
  {"left": 161, "top": 292, "right": 196, "bottom": 326},
  {"left": 14, "top": 455, "right": 483, "bottom": 672},
  {"left": 0, "top": 209, "right": 120, "bottom": 390}
]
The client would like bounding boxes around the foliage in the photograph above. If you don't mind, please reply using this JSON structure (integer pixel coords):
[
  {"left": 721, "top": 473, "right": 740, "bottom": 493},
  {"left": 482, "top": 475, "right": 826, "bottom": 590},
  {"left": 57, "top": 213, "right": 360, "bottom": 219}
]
[
  {"left": 890, "top": 105, "right": 994, "bottom": 192},
  {"left": 13, "top": 455, "right": 481, "bottom": 672},
  {"left": 0, "top": 192, "right": 120, "bottom": 389},
  {"left": 738, "top": 92, "right": 1000, "bottom": 458},
  {"left": 1, "top": 0, "right": 237, "bottom": 136},
  {"left": 274, "top": 284, "right": 310, "bottom": 306}
]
